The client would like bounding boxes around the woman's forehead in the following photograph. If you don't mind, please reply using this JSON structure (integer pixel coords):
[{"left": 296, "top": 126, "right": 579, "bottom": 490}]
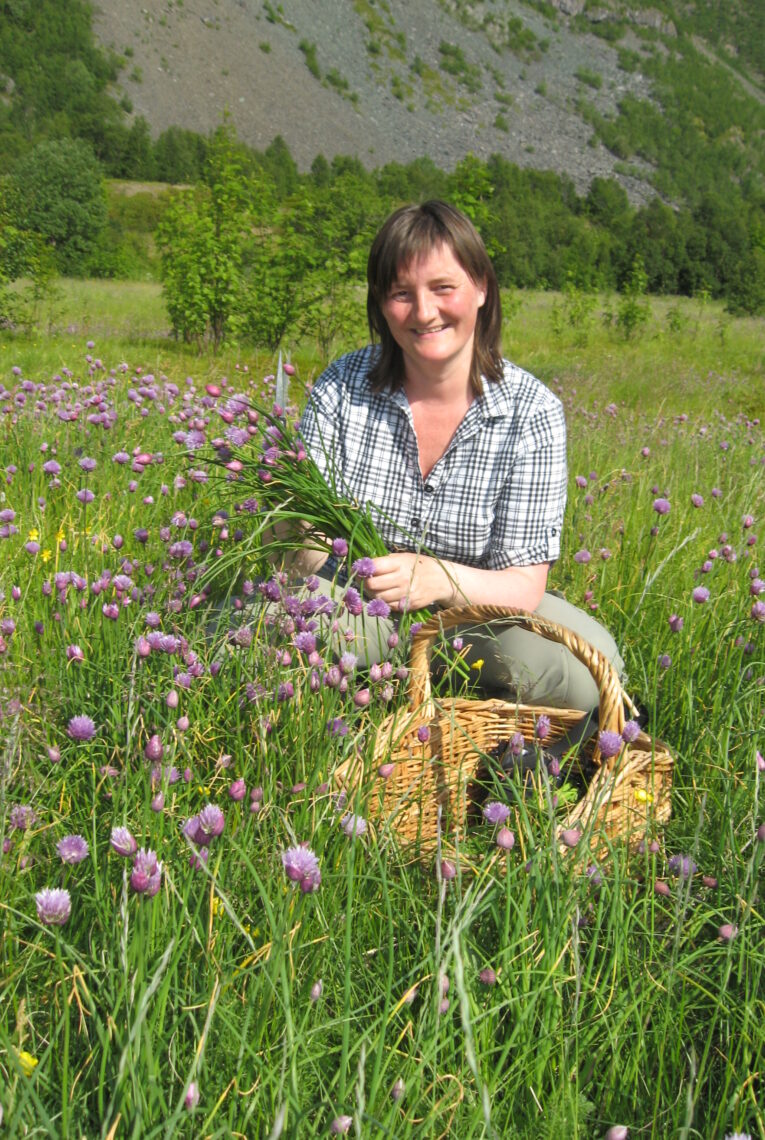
[{"left": 391, "top": 242, "right": 465, "bottom": 282}]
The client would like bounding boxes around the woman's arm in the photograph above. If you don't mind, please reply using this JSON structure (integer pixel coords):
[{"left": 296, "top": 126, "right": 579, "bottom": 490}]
[{"left": 363, "top": 552, "right": 549, "bottom": 612}]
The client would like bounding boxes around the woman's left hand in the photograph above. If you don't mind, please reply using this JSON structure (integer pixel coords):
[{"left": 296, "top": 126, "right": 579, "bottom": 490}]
[{"left": 363, "top": 553, "right": 454, "bottom": 611}]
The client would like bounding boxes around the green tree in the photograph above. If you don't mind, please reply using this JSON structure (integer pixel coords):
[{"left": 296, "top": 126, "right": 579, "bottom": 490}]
[
  {"left": 11, "top": 137, "right": 108, "bottom": 275},
  {"left": 157, "top": 123, "right": 274, "bottom": 347},
  {"left": 617, "top": 253, "right": 650, "bottom": 340}
]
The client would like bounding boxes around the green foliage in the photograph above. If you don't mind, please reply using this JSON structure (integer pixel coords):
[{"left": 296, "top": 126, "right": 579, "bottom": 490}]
[
  {"left": 157, "top": 125, "right": 268, "bottom": 347},
  {"left": 0, "top": 0, "right": 125, "bottom": 175},
  {"left": 11, "top": 138, "right": 108, "bottom": 276},
  {"left": 438, "top": 42, "right": 483, "bottom": 93},
  {"left": 616, "top": 253, "right": 650, "bottom": 339},
  {"left": 726, "top": 247, "right": 765, "bottom": 317},
  {"left": 153, "top": 126, "right": 208, "bottom": 184},
  {"left": 551, "top": 271, "right": 598, "bottom": 346},
  {"left": 575, "top": 66, "right": 602, "bottom": 89},
  {"left": 298, "top": 39, "right": 321, "bottom": 80}
]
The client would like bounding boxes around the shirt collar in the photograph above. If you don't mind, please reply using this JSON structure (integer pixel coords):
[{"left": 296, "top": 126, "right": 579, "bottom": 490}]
[
  {"left": 376, "top": 373, "right": 514, "bottom": 419},
  {"left": 476, "top": 374, "right": 514, "bottom": 419}
]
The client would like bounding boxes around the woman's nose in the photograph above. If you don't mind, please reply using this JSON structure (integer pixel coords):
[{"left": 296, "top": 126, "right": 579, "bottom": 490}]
[{"left": 412, "top": 289, "right": 436, "bottom": 322}]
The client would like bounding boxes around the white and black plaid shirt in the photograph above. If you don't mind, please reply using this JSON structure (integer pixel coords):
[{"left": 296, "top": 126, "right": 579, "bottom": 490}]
[{"left": 299, "top": 346, "right": 567, "bottom": 569}]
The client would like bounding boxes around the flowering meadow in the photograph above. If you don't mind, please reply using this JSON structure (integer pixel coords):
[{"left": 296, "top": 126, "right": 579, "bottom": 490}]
[{"left": 0, "top": 314, "right": 763, "bottom": 1138}]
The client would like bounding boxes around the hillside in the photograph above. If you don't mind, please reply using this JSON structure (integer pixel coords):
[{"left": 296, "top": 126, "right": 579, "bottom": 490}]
[{"left": 89, "top": 0, "right": 764, "bottom": 204}]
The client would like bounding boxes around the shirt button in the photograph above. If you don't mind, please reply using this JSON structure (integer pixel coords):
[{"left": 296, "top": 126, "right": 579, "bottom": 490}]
[
  {"left": 411, "top": 517, "right": 420, "bottom": 529},
  {"left": 423, "top": 484, "right": 434, "bottom": 494}
]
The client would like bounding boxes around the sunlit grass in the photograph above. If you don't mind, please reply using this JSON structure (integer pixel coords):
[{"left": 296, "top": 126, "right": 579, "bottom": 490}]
[{"left": 0, "top": 307, "right": 762, "bottom": 1137}]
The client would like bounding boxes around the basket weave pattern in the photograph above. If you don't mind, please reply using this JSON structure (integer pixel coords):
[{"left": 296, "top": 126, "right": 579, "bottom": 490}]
[{"left": 336, "top": 605, "right": 673, "bottom": 857}]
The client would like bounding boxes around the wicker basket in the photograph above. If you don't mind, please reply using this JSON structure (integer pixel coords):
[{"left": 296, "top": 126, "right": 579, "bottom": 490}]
[{"left": 335, "top": 605, "right": 673, "bottom": 858}]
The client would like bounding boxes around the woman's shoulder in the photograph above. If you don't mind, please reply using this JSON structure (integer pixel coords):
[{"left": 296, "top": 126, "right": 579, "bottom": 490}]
[
  {"left": 316, "top": 345, "right": 379, "bottom": 388},
  {"left": 491, "top": 358, "right": 564, "bottom": 417}
]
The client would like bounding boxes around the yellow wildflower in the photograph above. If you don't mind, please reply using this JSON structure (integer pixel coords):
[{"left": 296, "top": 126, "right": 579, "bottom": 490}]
[
  {"left": 635, "top": 788, "right": 653, "bottom": 804},
  {"left": 41, "top": 549, "right": 51, "bottom": 563},
  {"left": 27, "top": 528, "right": 39, "bottom": 543},
  {"left": 17, "top": 1050, "right": 38, "bottom": 1077},
  {"left": 470, "top": 659, "right": 484, "bottom": 671}
]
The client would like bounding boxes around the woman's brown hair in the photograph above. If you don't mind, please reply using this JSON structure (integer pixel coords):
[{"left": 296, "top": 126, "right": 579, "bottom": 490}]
[{"left": 366, "top": 200, "right": 503, "bottom": 395}]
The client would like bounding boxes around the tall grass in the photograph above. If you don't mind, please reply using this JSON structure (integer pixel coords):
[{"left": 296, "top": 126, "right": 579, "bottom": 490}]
[{"left": 0, "top": 295, "right": 762, "bottom": 1137}]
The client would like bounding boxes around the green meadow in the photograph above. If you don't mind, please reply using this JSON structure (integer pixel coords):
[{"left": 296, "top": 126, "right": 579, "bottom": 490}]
[{"left": 0, "top": 281, "right": 762, "bottom": 1138}]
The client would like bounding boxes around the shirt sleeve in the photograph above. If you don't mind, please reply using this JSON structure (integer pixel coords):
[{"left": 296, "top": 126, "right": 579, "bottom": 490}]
[
  {"left": 486, "top": 395, "right": 568, "bottom": 569},
  {"left": 297, "top": 363, "right": 345, "bottom": 493}
]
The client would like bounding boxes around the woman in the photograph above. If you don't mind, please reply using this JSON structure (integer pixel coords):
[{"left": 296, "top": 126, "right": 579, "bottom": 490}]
[{"left": 298, "top": 200, "right": 623, "bottom": 711}]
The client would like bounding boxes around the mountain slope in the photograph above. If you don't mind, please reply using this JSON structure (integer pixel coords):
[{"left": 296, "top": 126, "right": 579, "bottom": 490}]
[
  {"left": 90, "top": 0, "right": 760, "bottom": 202},
  {"left": 0, "top": 0, "right": 742, "bottom": 209}
]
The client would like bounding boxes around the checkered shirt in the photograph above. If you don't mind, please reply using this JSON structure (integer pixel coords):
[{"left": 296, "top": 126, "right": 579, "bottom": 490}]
[{"left": 299, "top": 345, "right": 567, "bottom": 569}]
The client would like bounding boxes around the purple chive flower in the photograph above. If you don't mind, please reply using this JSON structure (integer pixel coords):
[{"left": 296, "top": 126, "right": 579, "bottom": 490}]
[
  {"left": 483, "top": 801, "right": 511, "bottom": 825},
  {"left": 67, "top": 715, "right": 96, "bottom": 741},
  {"left": 667, "top": 854, "right": 697, "bottom": 879},
  {"left": 653, "top": 498, "right": 671, "bottom": 515},
  {"left": 390, "top": 1077, "right": 405, "bottom": 1102},
  {"left": 343, "top": 587, "right": 363, "bottom": 616},
  {"left": 573, "top": 548, "right": 591, "bottom": 564},
  {"left": 56, "top": 834, "right": 89, "bottom": 864},
  {"left": 560, "top": 828, "right": 582, "bottom": 848},
  {"left": 605, "top": 1128, "right": 629, "bottom": 1140},
  {"left": 751, "top": 601, "right": 765, "bottom": 622},
  {"left": 496, "top": 827, "right": 515, "bottom": 850},
  {"left": 110, "top": 826, "right": 137, "bottom": 856},
  {"left": 479, "top": 966, "right": 497, "bottom": 986},
  {"left": 293, "top": 631, "right": 317, "bottom": 655},
  {"left": 507, "top": 732, "right": 525, "bottom": 756},
  {"left": 10, "top": 804, "right": 37, "bottom": 831},
  {"left": 184, "top": 1083, "right": 200, "bottom": 1110},
  {"left": 718, "top": 923, "right": 738, "bottom": 942},
  {"left": 330, "top": 1116, "right": 353, "bottom": 1135},
  {"left": 439, "top": 858, "right": 457, "bottom": 881},
  {"left": 340, "top": 813, "right": 367, "bottom": 838},
  {"left": 658, "top": 653, "right": 672, "bottom": 670},
  {"left": 621, "top": 720, "right": 641, "bottom": 743},
  {"left": 597, "top": 730, "right": 623, "bottom": 759},
  {"left": 197, "top": 804, "right": 225, "bottom": 840},
  {"left": 282, "top": 845, "right": 321, "bottom": 893},
  {"left": 35, "top": 887, "right": 71, "bottom": 926},
  {"left": 331, "top": 537, "right": 348, "bottom": 558},
  {"left": 417, "top": 726, "right": 431, "bottom": 743},
  {"left": 668, "top": 613, "right": 684, "bottom": 633},
  {"left": 229, "top": 778, "right": 246, "bottom": 801},
  {"left": 367, "top": 598, "right": 391, "bottom": 618},
  {"left": 351, "top": 556, "right": 376, "bottom": 578},
  {"left": 130, "top": 847, "right": 161, "bottom": 894},
  {"left": 691, "top": 493, "right": 704, "bottom": 508},
  {"left": 535, "top": 715, "right": 551, "bottom": 741},
  {"left": 310, "top": 978, "right": 323, "bottom": 1002},
  {"left": 66, "top": 644, "right": 85, "bottom": 663},
  {"left": 144, "top": 734, "right": 163, "bottom": 762},
  {"left": 692, "top": 586, "right": 710, "bottom": 604}
]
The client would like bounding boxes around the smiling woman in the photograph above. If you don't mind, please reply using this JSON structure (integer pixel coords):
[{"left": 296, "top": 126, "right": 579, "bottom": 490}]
[{"left": 296, "top": 200, "right": 624, "bottom": 710}]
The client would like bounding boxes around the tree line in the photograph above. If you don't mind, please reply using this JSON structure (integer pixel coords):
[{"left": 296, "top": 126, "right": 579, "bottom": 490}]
[{"left": 1, "top": 123, "right": 763, "bottom": 344}]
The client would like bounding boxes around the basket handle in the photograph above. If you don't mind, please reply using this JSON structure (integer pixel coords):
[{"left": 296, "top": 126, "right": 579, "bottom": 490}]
[{"left": 407, "top": 604, "right": 627, "bottom": 748}]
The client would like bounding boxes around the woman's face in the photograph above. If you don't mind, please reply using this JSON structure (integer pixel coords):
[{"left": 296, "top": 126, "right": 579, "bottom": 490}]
[{"left": 380, "top": 243, "right": 486, "bottom": 382}]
